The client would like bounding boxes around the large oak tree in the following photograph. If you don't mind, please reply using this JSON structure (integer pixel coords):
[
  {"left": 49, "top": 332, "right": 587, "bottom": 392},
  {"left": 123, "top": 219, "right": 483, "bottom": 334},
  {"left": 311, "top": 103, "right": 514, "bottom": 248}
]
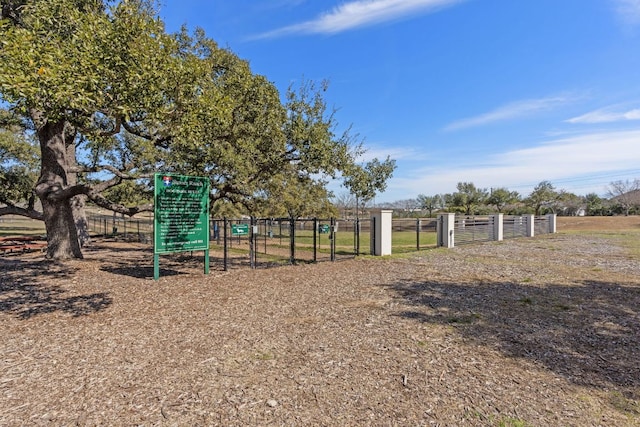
[{"left": 0, "top": 0, "right": 379, "bottom": 259}]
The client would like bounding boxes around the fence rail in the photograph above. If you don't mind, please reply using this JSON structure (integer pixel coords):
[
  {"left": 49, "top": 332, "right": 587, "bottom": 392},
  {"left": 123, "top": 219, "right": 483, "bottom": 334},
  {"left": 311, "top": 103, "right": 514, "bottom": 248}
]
[
  {"left": 88, "top": 214, "right": 153, "bottom": 243},
  {"left": 535, "top": 216, "right": 551, "bottom": 236},
  {"left": 438, "top": 213, "right": 556, "bottom": 248},
  {"left": 503, "top": 216, "right": 528, "bottom": 239},
  {"left": 454, "top": 216, "right": 495, "bottom": 245},
  {"left": 85, "top": 214, "right": 439, "bottom": 269},
  {"left": 86, "top": 213, "right": 555, "bottom": 267}
]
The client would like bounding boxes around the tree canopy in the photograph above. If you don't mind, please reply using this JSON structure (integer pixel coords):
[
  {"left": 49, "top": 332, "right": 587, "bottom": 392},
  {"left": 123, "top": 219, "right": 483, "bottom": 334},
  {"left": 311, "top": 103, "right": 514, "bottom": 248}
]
[
  {"left": 0, "top": 109, "right": 40, "bottom": 216},
  {"left": 452, "top": 182, "right": 488, "bottom": 215},
  {"left": 0, "top": 0, "right": 390, "bottom": 258},
  {"left": 606, "top": 179, "right": 640, "bottom": 216},
  {"left": 342, "top": 157, "right": 396, "bottom": 217},
  {"left": 416, "top": 194, "right": 444, "bottom": 217},
  {"left": 525, "top": 181, "right": 559, "bottom": 216},
  {"left": 487, "top": 187, "right": 519, "bottom": 213}
]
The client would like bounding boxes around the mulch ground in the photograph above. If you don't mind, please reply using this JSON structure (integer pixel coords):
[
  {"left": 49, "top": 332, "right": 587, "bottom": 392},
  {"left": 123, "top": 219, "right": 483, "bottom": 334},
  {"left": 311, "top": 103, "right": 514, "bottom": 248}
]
[{"left": 1, "top": 217, "right": 640, "bottom": 426}]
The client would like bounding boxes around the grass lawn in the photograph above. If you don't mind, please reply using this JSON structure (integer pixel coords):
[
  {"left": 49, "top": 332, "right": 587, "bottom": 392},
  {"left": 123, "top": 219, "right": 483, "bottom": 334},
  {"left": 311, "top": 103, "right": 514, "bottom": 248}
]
[{"left": 0, "top": 215, "right": 46, "bottom": 237}]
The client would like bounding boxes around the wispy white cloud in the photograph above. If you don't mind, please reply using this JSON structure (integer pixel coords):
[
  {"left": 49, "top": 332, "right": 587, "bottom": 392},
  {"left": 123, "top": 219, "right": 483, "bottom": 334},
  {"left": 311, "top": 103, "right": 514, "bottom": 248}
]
[
  {"left": 386, "top": 129, "right": 640, "bottom": 198},
  {"left": 357, "top": 145, "right": 428, "bottom": 163},
  {"left": 566, "top": 105, "right": 640, "bottom": 124},
  {"left": 252, "top": 0, "right": 466, "bottom": 39},
  {"left": 444, "top": 96, "right": 573, "bottom": 131},
  {"left": 613, "top": 0, "right": 640, "bottom": 26}
]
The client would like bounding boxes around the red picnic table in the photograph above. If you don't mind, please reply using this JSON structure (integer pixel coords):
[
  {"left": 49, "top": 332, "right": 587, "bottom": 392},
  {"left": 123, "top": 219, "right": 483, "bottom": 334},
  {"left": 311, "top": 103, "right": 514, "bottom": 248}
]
[{"left": 0, "top": 236, "right": 48, "bottom": 256}]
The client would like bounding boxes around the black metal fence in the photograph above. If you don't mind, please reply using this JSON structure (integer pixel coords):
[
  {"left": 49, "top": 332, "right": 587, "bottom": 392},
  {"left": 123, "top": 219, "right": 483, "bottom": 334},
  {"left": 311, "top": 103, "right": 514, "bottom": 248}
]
[
  {"left": 210, "top": 217, "right": 355, "bottom": 270},
  {"left": 392, "top": 218, "right": 438, "bottom": 252},
  {"left": 88, "top": 212, "right": 555, "bottom": 261},
  {"left": 88, "top": 213, "right": 153, "bottom": 243},
  {"left": 86, "top": 214, "right": 441, "bottom": 270}
]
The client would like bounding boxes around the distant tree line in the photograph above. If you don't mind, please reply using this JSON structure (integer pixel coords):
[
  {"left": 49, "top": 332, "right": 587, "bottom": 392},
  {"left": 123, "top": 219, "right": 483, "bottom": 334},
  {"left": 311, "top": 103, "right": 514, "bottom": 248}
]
[{"left": 334, "top": 179, "right": 640, "bottom": 218}]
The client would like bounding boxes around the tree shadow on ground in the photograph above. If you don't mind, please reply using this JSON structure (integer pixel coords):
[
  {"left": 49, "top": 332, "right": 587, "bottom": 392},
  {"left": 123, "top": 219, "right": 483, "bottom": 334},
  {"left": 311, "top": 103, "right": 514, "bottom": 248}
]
[
  {"left": 99, "top": 252, "right": 226, "bottom": 278},
  {"left": 101, "top": 264, "right": 181, "bottom": 279},
  {"left": 0, "top": 258, "right": 112, "bottom": 319},
  {"left": 388, "top": 278, "right": 640, "bottom": 395}
]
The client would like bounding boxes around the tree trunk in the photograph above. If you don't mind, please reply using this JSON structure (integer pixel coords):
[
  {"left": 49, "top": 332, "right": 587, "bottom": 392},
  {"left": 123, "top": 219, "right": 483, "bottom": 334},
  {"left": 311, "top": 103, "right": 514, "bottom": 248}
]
[
  {"left": 35, "top": 120, "right": 83, "bottom": 259},
  {"left": 65, "top": 141, "right": 91, "bottom": 247},
  {"left": 72, "top": 194, "right": 91, "bottom": 247}
]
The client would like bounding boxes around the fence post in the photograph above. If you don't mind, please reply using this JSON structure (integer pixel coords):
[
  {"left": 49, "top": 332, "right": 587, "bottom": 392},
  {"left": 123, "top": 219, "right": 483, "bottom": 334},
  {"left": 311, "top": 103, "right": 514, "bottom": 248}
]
[
  {"left": 416, "top": 218, "right": 421, "bottom": 251},
  {"left": 525, "top": 214, "right": 535, "bottom": 237},
  {"left": 250, "top": 216, "right": 256, "bottom": 269},
  {"left": 264, "top": 219, "right": 268, "bottom": 254},
  {"left": 437, "top": 213, "right": 456, "bottom": 248},
  {"left": 330, "top": 218, "right": 336, "bottom": 261},
  {"left": 313, "top": 218, "right": 318, "bottom": 262},
  {"left": 370, "top": 217, "right": 376, "bottom": 255},
  {"left": 290, "top": 218, "right": 296, "bottom": 265},
  {"left": 370, "top": 209, "right": 392, "bottom": 256},
  {"left": 490, "top": 213, "right": 503, "bottom": 241},
  {"left": 547, "top": 213, "right": 557, "bottom": 233},
  {"left": 223, "top": 217, "right": 228, "bottom": 271},
  {"left": 355, "top": 218, "right": 360, "bottom": 255}
]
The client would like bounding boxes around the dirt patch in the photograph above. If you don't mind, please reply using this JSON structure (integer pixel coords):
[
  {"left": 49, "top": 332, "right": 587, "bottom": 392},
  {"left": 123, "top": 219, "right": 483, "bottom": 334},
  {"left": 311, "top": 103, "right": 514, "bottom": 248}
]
[
  {"left": 1, "top": 231, "right": 639, "bottom": 426},
  {"left": 558, "top": 215, "right": 640, "bottom": 232}
]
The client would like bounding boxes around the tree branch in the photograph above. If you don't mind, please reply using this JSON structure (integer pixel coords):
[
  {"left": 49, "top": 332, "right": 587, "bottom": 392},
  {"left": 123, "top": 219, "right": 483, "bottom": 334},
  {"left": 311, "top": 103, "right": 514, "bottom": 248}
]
[
  {"left": 42, "top": 184, "right": 152, "bottom": 217},
  {"left": 68, "top": 163, "right": 151, "bottom": 181},
  {"left": 91, "top": 176, "right": 122, "bottom": 194},
  {"left": 92, "top": 114, "right": 122, "bottom": 138},
  {"left": 121, "top": 121, "right": 172, "bottom": 148},
  {"left": 0, "top": 205, "right": 44, "bottom": 220}
]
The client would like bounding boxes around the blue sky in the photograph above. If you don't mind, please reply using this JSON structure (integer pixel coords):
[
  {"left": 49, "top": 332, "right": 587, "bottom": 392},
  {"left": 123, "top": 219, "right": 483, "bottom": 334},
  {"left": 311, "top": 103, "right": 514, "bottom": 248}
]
[{"left": 159, "top": 0, "right": 640, "bottom": 202}]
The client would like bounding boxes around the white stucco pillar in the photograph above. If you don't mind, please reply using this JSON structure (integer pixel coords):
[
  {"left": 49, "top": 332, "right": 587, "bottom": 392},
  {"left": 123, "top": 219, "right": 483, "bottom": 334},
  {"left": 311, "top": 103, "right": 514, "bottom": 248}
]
[
  {"left": 370, "top": 209, "right": 393, "bottom": 256},
  {"left": 525, "top": 214, "right": 535, "bottom": 237},
  {"left": 547, "top": 213, "right": 557, "bottom": 233},
  {"left": 490, "top": 213, "right": 504, "bottom": 241},
  {"left": 437, "top": 213, "right": 456, "bottom": 248}
]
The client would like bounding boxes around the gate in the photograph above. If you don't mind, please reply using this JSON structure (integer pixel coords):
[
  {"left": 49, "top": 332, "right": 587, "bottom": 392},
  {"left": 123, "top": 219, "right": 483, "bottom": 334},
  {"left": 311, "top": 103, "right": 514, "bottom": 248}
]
[{"left": 338, "top": 218, "right": 372, "bottom": 257}]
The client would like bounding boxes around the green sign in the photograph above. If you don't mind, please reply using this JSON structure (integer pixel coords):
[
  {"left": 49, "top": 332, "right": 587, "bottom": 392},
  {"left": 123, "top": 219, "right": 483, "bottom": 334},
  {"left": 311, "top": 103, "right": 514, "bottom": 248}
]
[
  {"left": 318, "top": 224, "right": 330, "bottom": 234},
  {"left": 154, "top": 173, "right": 209, "bottom": 255},
  {"left": 232, "top": 223, "right": 249, "bottom": 236}
]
